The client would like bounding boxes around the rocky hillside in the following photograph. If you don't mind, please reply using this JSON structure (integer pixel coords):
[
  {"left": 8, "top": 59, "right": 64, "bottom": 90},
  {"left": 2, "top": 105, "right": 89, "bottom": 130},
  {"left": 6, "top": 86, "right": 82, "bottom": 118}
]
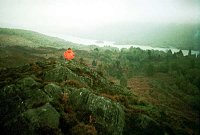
[
  {"left": 0, "top": 58, "right": 198, "bottom": 135},
  {"left": 0, "top": 28, "right": 199, "bottom": 135}
]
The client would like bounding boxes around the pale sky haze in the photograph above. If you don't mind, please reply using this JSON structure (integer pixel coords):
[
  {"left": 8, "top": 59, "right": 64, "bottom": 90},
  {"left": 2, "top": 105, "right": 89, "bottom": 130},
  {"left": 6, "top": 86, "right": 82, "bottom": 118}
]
[{"left": 0, "top": 0, "right": 199, "bottom": 33}]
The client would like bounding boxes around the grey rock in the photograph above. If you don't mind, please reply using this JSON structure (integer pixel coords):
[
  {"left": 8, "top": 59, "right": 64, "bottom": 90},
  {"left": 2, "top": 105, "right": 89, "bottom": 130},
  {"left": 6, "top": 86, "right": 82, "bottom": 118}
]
[
  {"left": 2, "top": 84, "right": 17, "bottom": 96},
  {"left": 69, "top": 88, "right": 125, "bottom": 135},
  {"left": 22, "top": 103, "right": 60, "bottom": 129},
  {"left": 24, "top": 89, "right": 49, "bottom": 109},
  {"left": 17, "top": 77, "right": 39, "bottom": 89},
  {"left": 44, "top": 66, "right": 90, "bottom": 87},
  {"left": 44, "top": 66, "right": 69, "bottom": 82},
  {"left": 44, "top": 83, "right": 62, "bottom": 101}
]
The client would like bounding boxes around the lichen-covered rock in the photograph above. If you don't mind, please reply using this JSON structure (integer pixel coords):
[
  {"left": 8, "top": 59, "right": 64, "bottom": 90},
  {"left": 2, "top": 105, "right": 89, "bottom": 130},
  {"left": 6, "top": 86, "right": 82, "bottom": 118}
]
[
  {"left": 4, "top": 77, "right": 48, "bottom": 109},
  {"left": 22, "top": 103, "right": 60, "bottom": 131},
  {"left": 1, "top": 84, "right": 17, "bottom": 96},
  {"left": 0, "top": 59, "right": 186, "bottom": 135},
  {"left": 69, "top": 88, "right": 125, "bottom": 135},
  {"left": 16, "top": 77, "right": 39, "bottom": 89},
  {"left": 44, "top": 83, "right": 63, "bottom": 101},
  {"left": 80, "top": 76, "right": 93, "bottom": 87},
  {"left": 44, "top": 66, "right": 90, "bottom": 87},
  {"left": 23, "top": 89, "right": 49, "bottom": 109},
  {"left": 44, "top": 66, "right": 70, "bottom": 82}
]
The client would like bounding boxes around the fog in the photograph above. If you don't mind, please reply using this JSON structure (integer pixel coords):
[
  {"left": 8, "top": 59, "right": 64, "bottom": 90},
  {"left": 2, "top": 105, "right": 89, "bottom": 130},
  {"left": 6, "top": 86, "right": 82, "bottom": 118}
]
[{"left": 0, "top": 0, "right": 199, "bottom": 34}]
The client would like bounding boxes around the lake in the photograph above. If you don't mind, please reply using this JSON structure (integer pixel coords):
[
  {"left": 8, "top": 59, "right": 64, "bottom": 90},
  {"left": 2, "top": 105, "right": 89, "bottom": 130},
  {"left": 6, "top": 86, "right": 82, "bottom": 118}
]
[{"left": 46, "top": 32, "right": 200, "bottom": 56}]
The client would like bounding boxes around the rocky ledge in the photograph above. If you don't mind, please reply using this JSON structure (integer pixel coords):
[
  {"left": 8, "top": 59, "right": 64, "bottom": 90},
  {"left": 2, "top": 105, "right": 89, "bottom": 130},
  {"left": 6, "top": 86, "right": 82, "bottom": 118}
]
[{"left": 0, "top": 59, "right": 173, "bottom": 135}]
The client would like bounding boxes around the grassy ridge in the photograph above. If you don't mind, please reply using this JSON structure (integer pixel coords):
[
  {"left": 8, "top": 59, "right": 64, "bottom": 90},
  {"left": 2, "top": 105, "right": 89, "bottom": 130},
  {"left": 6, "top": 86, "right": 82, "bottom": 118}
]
[
  {"left": 0, "top": 28, "right": 78, "bottom": 48},
  {"left": 0, "top": 27, "right": 80, "bottom": 67}
]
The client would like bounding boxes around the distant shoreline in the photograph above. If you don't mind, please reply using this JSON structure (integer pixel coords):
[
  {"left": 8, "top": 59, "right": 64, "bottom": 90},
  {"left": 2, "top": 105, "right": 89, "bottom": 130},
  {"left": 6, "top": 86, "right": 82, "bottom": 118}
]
[{"left": 45, "top": 33, "right": 199, "bottom": 56}]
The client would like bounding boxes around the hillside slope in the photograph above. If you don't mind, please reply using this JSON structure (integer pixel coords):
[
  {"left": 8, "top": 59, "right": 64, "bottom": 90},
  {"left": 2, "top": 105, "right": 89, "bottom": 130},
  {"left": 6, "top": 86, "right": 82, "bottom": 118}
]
[
  {"left": 0, "top": 51, "right": 199, "bottom": 135},
  {"left": 0, "top": 28, "right": 78, "bottom": 49},
  {"left": 0, "top": 28, "right": 199, "bottom": 135},
  {"left": 0, "top": 59, "right": 162, "bottom": 135},
  {"left": 0, "top": 27, "right": 82, "bottom": 68}
]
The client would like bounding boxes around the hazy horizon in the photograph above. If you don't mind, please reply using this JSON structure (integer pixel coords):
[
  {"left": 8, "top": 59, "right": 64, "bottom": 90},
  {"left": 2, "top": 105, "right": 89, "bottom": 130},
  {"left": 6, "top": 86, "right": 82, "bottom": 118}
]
[{"left": 0, "top": 0, "right": 200, "bottom": 34}]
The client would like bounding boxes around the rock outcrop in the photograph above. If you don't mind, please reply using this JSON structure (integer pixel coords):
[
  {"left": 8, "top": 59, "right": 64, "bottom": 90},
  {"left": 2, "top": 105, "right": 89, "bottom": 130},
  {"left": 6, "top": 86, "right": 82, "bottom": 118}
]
[
  {"left": 0, "top": 60, "right": 167, "bottom": 135},
  {"left": 22, "top": 103, "right": 60, "bottom": 133},
  {"left": 69, "top": 88, "right": 125, "bottom": 135}
]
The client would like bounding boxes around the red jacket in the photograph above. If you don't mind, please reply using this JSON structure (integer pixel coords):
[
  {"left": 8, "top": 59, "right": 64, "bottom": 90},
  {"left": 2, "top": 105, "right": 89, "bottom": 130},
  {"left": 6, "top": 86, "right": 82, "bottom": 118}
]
[{"left": 64, "top": 50, "right": 75, "bottom": 60}]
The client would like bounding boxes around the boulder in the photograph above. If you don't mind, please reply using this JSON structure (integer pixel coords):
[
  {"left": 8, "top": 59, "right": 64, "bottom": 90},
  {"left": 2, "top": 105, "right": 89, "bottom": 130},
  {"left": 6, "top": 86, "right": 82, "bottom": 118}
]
[
  {"left": 44, "top": 66, "right": 70, "bottom": 82},
  {"left": 1, "top": 84, "right": 17, "bottom": 96},
  {"left": 23, "top": 89, "right": 49, "bottom": 109},
  {"left": 69, "top": 88, "right": 125, "bottom": 135},
  {"left": 16, "top": 77, "right": 39, "bottom": 89},
  {"left": 44, "top": 83, "right": 63, "bottom": 101},
  {"left": 44, "top": 66, "right": 90, "bottom": 87},
  {"left": 22, "top": 103, "right": 60, "bottom": 131}
]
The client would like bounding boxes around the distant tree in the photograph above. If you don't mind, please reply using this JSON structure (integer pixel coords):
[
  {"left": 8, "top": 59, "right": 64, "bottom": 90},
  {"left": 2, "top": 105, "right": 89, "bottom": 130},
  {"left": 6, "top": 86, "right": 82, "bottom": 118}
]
[
  {"left": 146, "top": 63, "right": 155, "bottom": 76},
  {"left": 177, "top": 50, "right": 183, "bottom": 57},
  {"left": 115, "top": 60, "right": 120, "bottom": 69},
  {"left": 97, "top": 63, "right": 103, "bottom": 73},
  {"left": 188, "top": 49, "right": 192, "bottom": 56},
  {"left": 157, "top": 62, "right": 169, "bottom": 73},
  {"left": 92, "top": 60, "right": 97, "bottom": 67},
  {"left": 79, "top": 57, "right": 85, "bottom": 65},
  {"left": 92, "top": 48, "right": 99, "bottom": 59},
  {"left": 167, "top": 49, "right": 172, "bottom": 55},
  {"left": 94, "top": 48, "right": 99, "bottom": 52},
  {"left": 167, "top": 49, "right": 173, "bottom": 59},
  {"left": 120, "top": 75, "right": 128, "bottom": 87},
  {"left": 147, "top": 50, "right": 152, "bottom": 60},
  {"left": 190, "top": 59, "right": 195, "bottom": 68}
]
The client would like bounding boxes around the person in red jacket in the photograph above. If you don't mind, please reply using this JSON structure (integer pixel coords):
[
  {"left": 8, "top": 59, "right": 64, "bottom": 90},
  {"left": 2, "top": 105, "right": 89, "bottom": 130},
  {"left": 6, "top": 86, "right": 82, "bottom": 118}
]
[{"left": 64, "top": 48, "right": 75, "bottom": 62}]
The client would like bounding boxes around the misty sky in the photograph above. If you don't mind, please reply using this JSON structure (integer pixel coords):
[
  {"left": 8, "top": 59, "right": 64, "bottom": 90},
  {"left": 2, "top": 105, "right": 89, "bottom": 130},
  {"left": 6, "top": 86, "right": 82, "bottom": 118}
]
[{"left": 0, "top": 0, "right": 200, "bottom": 33}]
